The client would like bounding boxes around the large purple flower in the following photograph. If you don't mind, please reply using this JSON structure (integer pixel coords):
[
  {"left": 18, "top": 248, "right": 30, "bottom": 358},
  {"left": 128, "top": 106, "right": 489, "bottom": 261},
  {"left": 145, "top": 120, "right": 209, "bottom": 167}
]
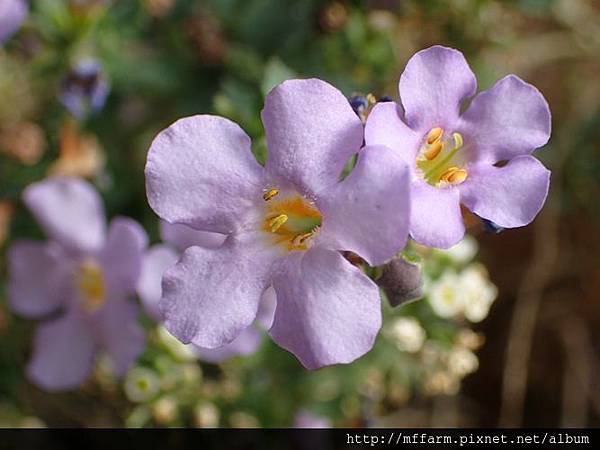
[
  {"left": 0, "top": 0, "right": 27, "bottom": 43},
  {"left": 145, "top": 79, "right": 411, "bottom": 369},
  {"left": 7, "top": 177, "right": 147, "bottom": 391},
  {"left": 136, "top": 221, "right": 276, "bottom": 364},
  {"left": 365, "top": 46, "right": 551, "bottom": 248}
]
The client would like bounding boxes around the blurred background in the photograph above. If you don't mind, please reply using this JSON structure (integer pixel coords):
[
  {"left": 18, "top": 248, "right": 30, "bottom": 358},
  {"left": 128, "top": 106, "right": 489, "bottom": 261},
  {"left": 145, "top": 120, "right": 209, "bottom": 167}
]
[{"left": 0, "top": 0, "right": 599, "bottom": 428}]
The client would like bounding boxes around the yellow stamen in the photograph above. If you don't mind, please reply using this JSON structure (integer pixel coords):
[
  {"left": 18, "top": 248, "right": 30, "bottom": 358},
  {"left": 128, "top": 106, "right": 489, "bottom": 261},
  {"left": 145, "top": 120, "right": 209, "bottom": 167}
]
[
  {"left": 268, "top": 214, "right": 288, "bottom": 232},
  {"left": 452, "top": 132, "right": 463, "bottom": 149},
  {"left": 292, "top": 231, "right": 314, "bottom": 248},
  {"left": 366, "top": 93, "right": 377, "bottom": 105},
  {"left": 427, "top": 127, "right": 444, "bottom": 144},
  {"left": 77, "top": 262, "right": 105, "bottom": 312},
  {"left": 262, "top": 188, "right": 279, "bottom": 201},
  {"left": 424, "top": 141, "right": 443, "bottom": 160},
  {"left": 440, "top": 167, "right": 468, "bottom": 185}
]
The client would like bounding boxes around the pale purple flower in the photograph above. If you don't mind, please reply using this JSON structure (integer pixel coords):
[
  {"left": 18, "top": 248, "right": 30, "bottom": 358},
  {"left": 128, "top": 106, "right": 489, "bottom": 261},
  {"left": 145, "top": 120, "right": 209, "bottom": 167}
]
[
  {"left": 145, "top": 78, "right": 411, "bottom": 369},
  {"left": 59, "top": 59, "right": 110, "bottom": 119},
  {"left": 0, "top": 0, "right": 27, "bottom": 43},
  {"left": 136, "top": 221, "right": 276, "bottom": 363},
  {"left": 365, "top": 46, "right": 551, "bottom": 248},
  {"left": 7, "top": 177, "right": 147, "bottom": 391},
  {"left": 293, "top": 410, "right": 331, "bottom": 428}
]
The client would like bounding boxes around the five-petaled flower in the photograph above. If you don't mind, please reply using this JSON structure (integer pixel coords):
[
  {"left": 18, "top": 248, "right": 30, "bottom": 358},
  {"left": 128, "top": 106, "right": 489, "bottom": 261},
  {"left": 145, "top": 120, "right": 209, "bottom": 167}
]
[
  {"left": 137, "top": 221, "right": 276, "bottom": 364},
  {"left": 365, "top": 45, "right": 551, "bottom": 248},
  {"left": 7, "top": 177, "right": 147, "bottom": 391},
  {"left": 145, "top": 78, "right": 411, "bottom": 369}
]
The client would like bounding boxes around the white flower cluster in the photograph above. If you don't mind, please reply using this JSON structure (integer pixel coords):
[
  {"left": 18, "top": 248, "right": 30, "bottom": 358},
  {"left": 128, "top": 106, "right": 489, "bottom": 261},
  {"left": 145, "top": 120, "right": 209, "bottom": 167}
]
[{"left": 428, "top": 264, "right": 498, "bottom": 323}]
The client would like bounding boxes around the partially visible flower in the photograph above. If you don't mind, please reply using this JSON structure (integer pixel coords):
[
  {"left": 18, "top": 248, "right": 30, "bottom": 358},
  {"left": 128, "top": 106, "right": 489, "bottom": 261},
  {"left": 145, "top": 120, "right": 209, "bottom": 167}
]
[
  {"left": 456, "top": 328, "right": 485, "bottom": 350},
  {"left": 59, "top": 59, "right": 110, "bottom": 119},
  {"left": 49, "top": 120, "right": 105, "bottom": 179},
  {"left": 145, "top": 79, "right": 411, "bottom": 369},
  {"left": 137, "top": 221, "right": 276, "bottom": 364},
  {"left": 428, "top": 271, "right": 463, "bottom": 319},
  {"left": 386, "top": 317, "right": 425, "bottom": 353},
  {"left": 293, "top": 410, "right": 331, "bottom": 428},
  {"left": 377, "top": 255, "right": 424, "bottom": 306},
  {"left": 0, "top": 0, "right": 27, "bottom": 43},
  {"left": 124, "top": 367, "right": 160, "bottom": 403},
  {"left": 440, "top": 234, "right": 478, "bottom": 264},
  {"left": 152, "top": 396, "right": 179, "bottom": 425},
  {"left": 423, "top": 370, "right": 459, "bottom": 396},
  {"left": 0, "top": 122, "right": 46, "bottom": 165},
  {"left": 365, "top": 45, "right": 551, "bottom": 248},
  {"left": 7, "top": 177, "right": 147, "bottom": 391},
  {"left": 193, "top": 402, "right": 219, "bottom": 428},
  {"left": 229, "top": 411, "right": 259, "bottom": 428},
  {"left": 447, "top": 347, "right": 478, "bottom": 378},
  {"left": 460, "top": 264, "right": 497, "bottom": 323},
  {"left": 143, "top": 0, "right": 175, "bottom": 18}
]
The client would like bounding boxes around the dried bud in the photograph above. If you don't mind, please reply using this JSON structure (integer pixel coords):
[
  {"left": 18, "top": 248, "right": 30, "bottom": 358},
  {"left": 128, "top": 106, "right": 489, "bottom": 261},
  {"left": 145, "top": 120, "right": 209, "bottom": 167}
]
[
  {"left": 143, "top": 0, "right": 175, "bottom": 18},
  {"left": 186, "top": 8, "right": 227, "bottom": 66},
  {"left": 0, "top": 122, "right": 46, "bottom": 165},
  {"left": 377, "top": 255, "right": 424, "bottom": 307},
  {"left": 318, "top": 1, "right": 348, "bottom": 33},
  {"left": 49, "top": 120, "right": 105, "bottom": 179}
]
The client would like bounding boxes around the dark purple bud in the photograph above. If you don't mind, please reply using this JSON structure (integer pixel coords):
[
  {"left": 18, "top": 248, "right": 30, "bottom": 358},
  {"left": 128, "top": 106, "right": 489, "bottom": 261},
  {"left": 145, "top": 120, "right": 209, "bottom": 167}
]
[
  {"left": 348, "top": 95, "right": 369, "bottom": 118},
  {"left": 378, "top": 95, "right": 394, "bottom": 102},
  {"left": 59, "top": 59, "right": 110, "bottom": 119},
  {"left": 377, "top": 255, "right": 423, "bottom": 307}
]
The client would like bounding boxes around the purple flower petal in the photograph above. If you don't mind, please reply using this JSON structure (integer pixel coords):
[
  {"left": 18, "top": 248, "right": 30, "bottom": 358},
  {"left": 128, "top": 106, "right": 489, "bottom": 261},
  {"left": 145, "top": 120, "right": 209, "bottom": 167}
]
[
  {"left": 7, "top": 241, "right": 72, "bottom": 318},
  {"left": 0, "top": 0, "right": 27, "bottom": 43},
  {"left": 137, "top": 244, "right": 179, "bottom": 321},
  {"left": 269, "top": 247, "right": 381, "bottom": 369},
  {"left": 457, "top": 75, "right": 551, "bottom": 163},
  {"left": 160, "top": 221, "right": 226, "bottom": 252},
  {"left": 27, "top": 311, "right": 96, "bottom": 391},
  {"left": 293, "top": 410, "right": 331, "bottom": 428},
  {"left": 364, "top": 101, "right": 420, "bottom": 167},
  {"left": 319, "top": 145, "right": 411, "bottom": 266},
  {"left": 410, "top": 183, "right": 464, "bottom": 248},
  {"left": 194, "top": 326, "right": 263, "bottom": 364},
  {"left": 145, "top": 115, "right": 264, "bottom": 234},
  {"left": 99, "top": 217, "right": 148, "bottom": 297},
  {"left": 23, "top": 177, "right": 106, "bottom": 253},
  {"left": 460, "top": 155, "right": 550, "bottom": 228},
  {"left": 255, "top": 286, "right": 277, "bottom": 330},
  {"left": 262, "top": 79, "right": 363, "bottom": 195},
  {"left": 399, "top": 46, "right": 477, "bottom": 131},
  {"left": 160, "top": 232, "right": 280, "bottom": 348},
  {"left": 94, "top": 300, "right": 145, "bottom": 377}
]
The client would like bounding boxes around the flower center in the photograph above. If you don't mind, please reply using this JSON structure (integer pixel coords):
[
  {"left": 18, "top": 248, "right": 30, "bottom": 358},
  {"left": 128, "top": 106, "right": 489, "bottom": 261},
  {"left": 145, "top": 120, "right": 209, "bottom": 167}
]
[
  {"left": 261, "top": 188, "right": 322, "bottom": 251},
  {"left": 416, "top": 127, "right": 468, "bottom": 188},
  {"left": 75, "top": 260, "right": 106, "bottom": 312}
]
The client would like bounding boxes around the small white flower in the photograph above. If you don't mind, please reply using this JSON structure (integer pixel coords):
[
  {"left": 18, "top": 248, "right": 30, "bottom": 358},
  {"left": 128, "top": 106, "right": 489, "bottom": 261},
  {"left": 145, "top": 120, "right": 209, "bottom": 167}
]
[
  {"left": 428, "top": 272, "right": 463, "bottom": 318},
  {"left": 152, "top": 396, "right": 179, "bottom": 424},
  {"left": 440, "top": 235, "right": 478, "bottom": 264},
  {"left": 460, "top": 265, "right": 498, "bottom": 323},
  {"left": 124, "top": 367, "right": 160, "bottom": 403},
  {"left": 387, "top": 317, "right": 426, "bottom": 353},
  {"left": 194, "top": 402, "right": 220, "bottom": 428},
  {"left": 447, "top": 347, "right": 479, "bottom": 378}
]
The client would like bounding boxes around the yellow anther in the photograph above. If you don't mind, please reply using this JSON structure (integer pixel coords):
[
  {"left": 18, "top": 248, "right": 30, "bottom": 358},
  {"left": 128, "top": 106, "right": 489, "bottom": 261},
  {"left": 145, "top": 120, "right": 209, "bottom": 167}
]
[
  {"left": 366, "top": 93, "right": 377, "bottom": 105},
  {"left": 452, "top": 132, "right": 463, "bottom": 149},
  {"left": 424, "top": 140, "right": 443, "bottom": 160},
  {"left": 268, "top": 214, "right": 288, "bottom": 232},
  {"left": 427, "top": 127, "right": 444, "bottom": 144},
  {"left": 292, "top": 231, "right": 314, "bottom": 247},
  {"left": 262, "top": 188, "right": 279, "bottom": 201},
  {"left": 440, "top": 167, "right": 468, "bottom": 185},
  {"left": 77, "top": 262, "right": 105, "bottom": 312}
]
